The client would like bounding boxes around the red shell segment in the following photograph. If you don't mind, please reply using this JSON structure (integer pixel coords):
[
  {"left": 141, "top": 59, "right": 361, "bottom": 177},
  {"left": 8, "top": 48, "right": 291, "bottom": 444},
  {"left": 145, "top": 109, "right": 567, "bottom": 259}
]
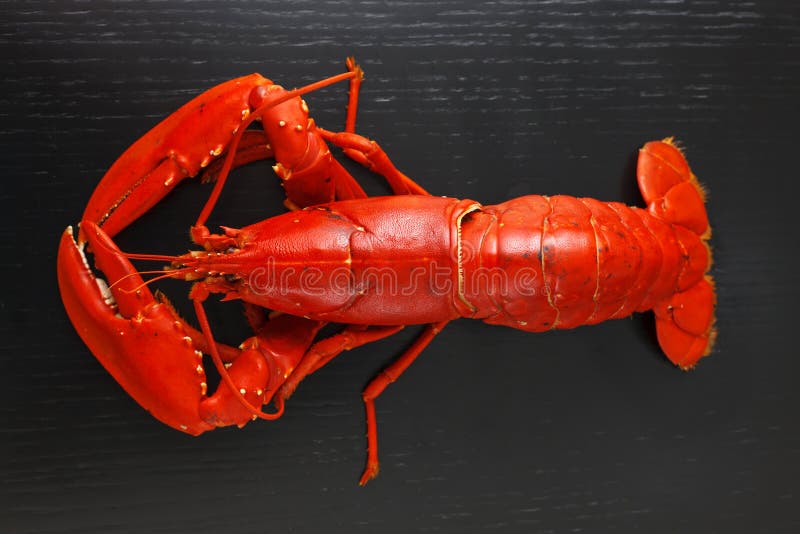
[{"left": 465, "top": 195, "right": 557, "bottom": 332}]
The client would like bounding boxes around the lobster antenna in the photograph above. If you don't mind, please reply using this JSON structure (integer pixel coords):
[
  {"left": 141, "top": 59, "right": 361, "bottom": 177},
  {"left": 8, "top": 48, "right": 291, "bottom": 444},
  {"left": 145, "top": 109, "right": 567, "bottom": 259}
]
[
  {"left": 81, "top": 230, "right": 194, "bottom": 292},
  {"left": 194, "top": 68, "right": 360, "bottom": 229},
  {"left": 108, "top": 269, "right": 188, "bottom": 294},
  {"left": 83, "top": 224, "right": 182, "bottom": 264},
  {"left": 120, "top": 251, "right": 182, "bottom": 262}
]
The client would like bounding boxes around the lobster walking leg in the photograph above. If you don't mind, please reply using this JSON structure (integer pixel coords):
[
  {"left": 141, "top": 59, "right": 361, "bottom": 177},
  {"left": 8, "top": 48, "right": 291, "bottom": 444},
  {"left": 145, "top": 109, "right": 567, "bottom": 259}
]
[
  {"left": 277, "top": 325, "right": 405, "bottom": 400},
  {"left": 318, "top": 129, "right": 430, "bottom": 195},
  {"left": 343, "top": 57, "right": 363, "bottom": 134},
  {"left": 359, "top": 321, "right": 449, "bottom": 484}
]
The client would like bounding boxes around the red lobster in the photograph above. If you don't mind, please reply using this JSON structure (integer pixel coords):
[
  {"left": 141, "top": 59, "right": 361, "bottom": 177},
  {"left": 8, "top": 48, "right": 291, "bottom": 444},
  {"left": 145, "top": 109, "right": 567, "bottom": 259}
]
[{"left": 57, "top": 60, "right": 716, "bottom": 484}]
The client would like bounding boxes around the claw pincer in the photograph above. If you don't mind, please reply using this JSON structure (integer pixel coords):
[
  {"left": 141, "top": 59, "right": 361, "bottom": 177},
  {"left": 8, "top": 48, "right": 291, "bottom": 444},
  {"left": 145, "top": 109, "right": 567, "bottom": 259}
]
[
  {"left": 58, "top": 222, "right": 323, "bottom": 432},
  {"left": 58, "top": 224, "right": 213, "bottom": 434}
]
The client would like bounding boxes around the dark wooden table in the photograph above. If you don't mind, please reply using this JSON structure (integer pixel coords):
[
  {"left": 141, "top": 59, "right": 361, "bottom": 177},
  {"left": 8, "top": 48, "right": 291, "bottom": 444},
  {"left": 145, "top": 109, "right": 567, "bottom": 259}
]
[{"left": 2, "top": 1, "right": 798, "bottom": 532}]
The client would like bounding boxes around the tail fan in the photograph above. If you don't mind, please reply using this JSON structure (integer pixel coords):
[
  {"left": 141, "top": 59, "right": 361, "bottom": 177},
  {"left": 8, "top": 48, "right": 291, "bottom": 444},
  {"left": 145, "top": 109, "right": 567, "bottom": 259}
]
[{"left": 637, "top": 138, "right": 716, "bottom": 369}]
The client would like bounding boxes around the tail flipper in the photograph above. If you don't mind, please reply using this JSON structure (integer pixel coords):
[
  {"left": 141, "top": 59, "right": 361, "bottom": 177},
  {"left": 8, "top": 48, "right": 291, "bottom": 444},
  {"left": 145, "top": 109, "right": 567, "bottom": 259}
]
[{"left": 637, "top": 138, "right": 716, "bottom": 369}]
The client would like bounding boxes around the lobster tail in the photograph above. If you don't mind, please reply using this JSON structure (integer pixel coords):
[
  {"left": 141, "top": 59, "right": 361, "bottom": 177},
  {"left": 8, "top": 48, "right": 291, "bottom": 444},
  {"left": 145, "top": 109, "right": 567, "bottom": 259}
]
[{"left": 637, "top": 139, "right": 716, "bottom": 369}]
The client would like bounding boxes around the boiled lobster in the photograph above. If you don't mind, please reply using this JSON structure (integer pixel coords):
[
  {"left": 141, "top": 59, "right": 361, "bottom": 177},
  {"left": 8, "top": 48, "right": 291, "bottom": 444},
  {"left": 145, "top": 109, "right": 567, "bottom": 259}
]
[{"left": 57, "top": 60, "right": 716, "bottom": 484}]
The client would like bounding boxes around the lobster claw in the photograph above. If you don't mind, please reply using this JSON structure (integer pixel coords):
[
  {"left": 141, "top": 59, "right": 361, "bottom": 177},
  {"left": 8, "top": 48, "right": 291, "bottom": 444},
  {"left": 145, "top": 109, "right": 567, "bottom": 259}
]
[
  {"left": 57, "top": 224, "right": 214, "bottom": 435},
  {"left": 82, "top": 75, "right": 274, "bottom": 239}
]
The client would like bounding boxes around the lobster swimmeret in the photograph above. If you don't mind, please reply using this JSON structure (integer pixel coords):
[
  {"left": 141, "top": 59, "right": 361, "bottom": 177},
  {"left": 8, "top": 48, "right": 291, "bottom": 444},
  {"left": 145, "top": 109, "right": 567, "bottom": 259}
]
[{"left": 57, "top": 60, "right": 716, "bottom": 484}]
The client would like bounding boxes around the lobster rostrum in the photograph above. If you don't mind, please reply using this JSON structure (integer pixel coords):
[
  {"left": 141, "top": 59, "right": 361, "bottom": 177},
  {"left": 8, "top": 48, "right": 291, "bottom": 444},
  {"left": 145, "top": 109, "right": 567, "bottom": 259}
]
[{"left": 58, "top": 60, "right": 716, "bottom": 485}]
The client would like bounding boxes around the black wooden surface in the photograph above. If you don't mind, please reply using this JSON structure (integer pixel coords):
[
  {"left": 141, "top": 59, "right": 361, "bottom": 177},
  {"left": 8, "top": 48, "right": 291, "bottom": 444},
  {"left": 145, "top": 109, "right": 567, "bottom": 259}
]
[{"left": 2, "top": 1, "right": 799, "bottom": 532}]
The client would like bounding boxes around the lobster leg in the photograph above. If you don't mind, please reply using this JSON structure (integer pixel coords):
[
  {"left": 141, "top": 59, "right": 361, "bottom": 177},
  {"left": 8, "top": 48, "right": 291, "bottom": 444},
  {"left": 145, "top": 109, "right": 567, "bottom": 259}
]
[
  {"left": 268, "top": 318, "right": 448, "bottom": 485},
  {"left": 359, "top": 321, "right": 449, "bottom": 485},
  {"left": 319, "top": 129, "right": 430, "bottom": 195},
  {"left": 303, "top": 59, "right": 427, "bottom": 197},
  {"left": 343, "top": 56, "right": 363, "bottom": 133},
  {"left": 277, "top": 325, "right": 405, "bottom": 401}
]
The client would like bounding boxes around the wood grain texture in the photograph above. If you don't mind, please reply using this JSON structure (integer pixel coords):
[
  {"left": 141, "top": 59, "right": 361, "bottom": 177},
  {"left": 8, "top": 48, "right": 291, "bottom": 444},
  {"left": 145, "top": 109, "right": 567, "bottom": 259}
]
[{"left": 2, "top": 1, "right": 799, "bottom": 532}]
